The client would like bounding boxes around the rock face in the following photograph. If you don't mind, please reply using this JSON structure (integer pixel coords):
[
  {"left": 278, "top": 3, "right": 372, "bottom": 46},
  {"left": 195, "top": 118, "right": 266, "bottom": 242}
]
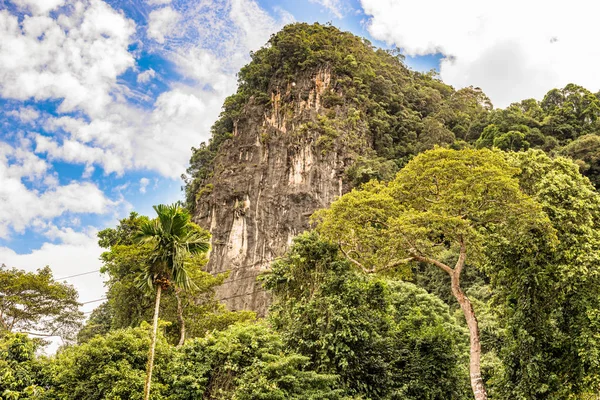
[{"left": 193, "top": 68, "right": 369, "bottom": 315}]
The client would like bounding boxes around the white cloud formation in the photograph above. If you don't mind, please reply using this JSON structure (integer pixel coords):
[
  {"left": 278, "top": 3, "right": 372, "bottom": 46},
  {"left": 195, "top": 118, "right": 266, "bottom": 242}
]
[
  {"left": 0, "top": 141, "right": 116, "bottom": 238},
  {"left": 139, "top": 177, "right": 149, "bottom": 193},
  {"left": 10, "top": 0, "right": 66, "bottom": 15},
  {"left": 7, "top": 106, "right": 40, "bottom": 123},
  {"left": 0, "top": 1, "right": 292, "bottom": 346},
  {"left": 360, "top": 0, "right": 600, "bottom": 107},
  {"left": 21, "top": 0, "right": 290, "bottom": 179},
  {"left": 309, "top": 0, "right": 343, "bottom": 18},
  {"left": 137, "top": 68, "right": 156, "bottom": 84},
  {"left": 82, "top": 164, "right": 95, "bottom": 178},
  {"left": 0, "top": 1, "right": 135, "bottom": 116},
  {"left": 147, "top": 6, "right": 181, "bottom": 44}
]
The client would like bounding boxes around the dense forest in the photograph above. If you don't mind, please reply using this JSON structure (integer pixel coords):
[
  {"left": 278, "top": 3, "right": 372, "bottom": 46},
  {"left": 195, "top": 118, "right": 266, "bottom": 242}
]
[{"left": 3, "top": 23, "right": 600, "bottom": 400}]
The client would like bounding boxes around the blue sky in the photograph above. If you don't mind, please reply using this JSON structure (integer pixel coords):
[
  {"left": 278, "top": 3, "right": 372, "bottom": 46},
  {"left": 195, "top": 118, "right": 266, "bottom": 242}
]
[{"left": 1, "top": 0, "right": 595, "bottom": 320}]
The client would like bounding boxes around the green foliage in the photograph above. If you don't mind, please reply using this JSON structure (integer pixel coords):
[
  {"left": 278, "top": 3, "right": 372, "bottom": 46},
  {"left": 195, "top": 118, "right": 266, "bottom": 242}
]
[
  {"left": 0, "top": 265, "right": 83, "bottom": 342},
  {"left": 87, "top": 212, "right": 253, "bottom": 345},
  {"left": 387, "top": 281, "right": 470, "bottom": 399},
  {"left": 488, "top": 150, "right": 600, "bottom": 399},
  {"left": 168, "top": 322, "right": 344, "bottom": 400},
  {"left": 314, "top": 148, "right": 557, "bottom": 399},
  {"left": 76, "top": 302, "right": 113, "bottom": 344},
  {"left": 7, "top": 323, "right": 341, "bottom": 400},
  {"left": 136, "top": 204, "right": 210, "bottom": 290},
  {"left": 476, "top": 124, "right": 530, "bottom": 151},
  {"left": 0, "top": 333, "right": 46, "bottom": 399},
  {"left": 97, "top": 214, "right": 155, "bottom": 332},
  {"left": 315, "top": 148, "right": 550, "bottom": 274},
  {"left": 262, "top": 232, "right": 471, "bottom": 399},
  {"left": 344, "top": 155, "right": 398, "bottom": 187},
  {"left": 560, "top": 134, "right": 600, "bottom": 189},
  {"left": 45, "top": 325, "right": 173, "bottom": 400}
]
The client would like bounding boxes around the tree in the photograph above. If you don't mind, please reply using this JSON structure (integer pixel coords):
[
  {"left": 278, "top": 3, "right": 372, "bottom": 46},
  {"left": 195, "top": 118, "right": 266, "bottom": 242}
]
[
  {"left": 560, "top": 133, "right": 600, "bottom": 189},
  {"left": 76, "top": 302, "right": 113, "bottom": 344},
  {"left": 135, "top": 204, "right": 211, "bottom": 400},
  {"left": 262, "top": 232, "right": 470, "bottom": 399},
  {"left": 0, "top": 333, "right": 46, "bottom": 399},
  {"left": 0, "top": 265, "right": 83, "bottom": 342},
  {"left": 42, "top": 322, "right": 341, "bottom": 400},
  {"left": 314, "top": 148, "right": 552, "bottom": 400},
  {"left": 45, "top": 325, "right": 173, "bottom": 400},
  {"left": 84, "top": 212, "right": 254, "bottom": 344},
  {"left": 488, "top": 150, "right": 600, "bottom": 398},
  {"left": 168, "top": 322, "right": 344, "bottom": 400}
]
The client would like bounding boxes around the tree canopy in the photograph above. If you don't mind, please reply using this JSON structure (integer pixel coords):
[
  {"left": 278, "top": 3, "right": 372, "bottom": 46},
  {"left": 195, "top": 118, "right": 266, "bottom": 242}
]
[
  {"left": 0, "top": 265, "right": 83, "bottom": 342},
  {"left": 262, "top": 232, "right": 471, "bottom": 399}
]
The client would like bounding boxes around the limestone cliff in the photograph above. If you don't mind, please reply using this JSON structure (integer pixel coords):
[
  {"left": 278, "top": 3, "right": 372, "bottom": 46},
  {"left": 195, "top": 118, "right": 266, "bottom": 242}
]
[
  {"left": 186, "top": 23, "right": 487, "bottom": 314},
  {"left": 193, "top": 68, "right": 370, "bottom": 314}
]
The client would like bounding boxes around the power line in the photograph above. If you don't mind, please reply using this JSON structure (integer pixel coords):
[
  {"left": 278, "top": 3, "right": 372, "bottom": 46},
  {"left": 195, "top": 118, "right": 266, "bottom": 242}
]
[
  {"left": 81, "top": 297, "right": 107, "bottom": 305},
  {"left": 57, "top": 269, "right": 101, "bottom": 280},
  {"left": 55, "top": 265, "right": 267, "bottom": 282}
]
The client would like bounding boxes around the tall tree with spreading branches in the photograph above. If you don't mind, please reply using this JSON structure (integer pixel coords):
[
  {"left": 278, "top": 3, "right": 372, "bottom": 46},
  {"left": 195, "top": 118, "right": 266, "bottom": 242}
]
[{"left": 314, "top": 148, "right": 554, "bottom": 400}]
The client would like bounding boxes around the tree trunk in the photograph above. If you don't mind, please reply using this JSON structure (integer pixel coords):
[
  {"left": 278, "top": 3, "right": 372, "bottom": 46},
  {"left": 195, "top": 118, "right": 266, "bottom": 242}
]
[
  {"left": 413, "top": 242, "right": 488, "bottom": 400},
  {"left": 175, "top": 287, "right": 185, "bottom": 346},
  {"left": 144, "top": 285, "right": 161, "bottom": 400},
  {"left": 451, "top": 274, "right": 487, "bottom": 400}
]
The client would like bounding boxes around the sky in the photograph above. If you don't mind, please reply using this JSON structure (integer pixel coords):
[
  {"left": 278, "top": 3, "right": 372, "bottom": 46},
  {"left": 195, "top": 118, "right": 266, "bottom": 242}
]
[{"left": 1, "top": 0, "right": 599, "bottom": 343}]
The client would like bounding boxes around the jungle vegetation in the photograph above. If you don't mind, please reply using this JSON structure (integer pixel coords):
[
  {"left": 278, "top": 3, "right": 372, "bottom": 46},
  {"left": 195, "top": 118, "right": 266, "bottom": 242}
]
[{"left": 3, "top": 22, "right": 600, "bottom": 400}]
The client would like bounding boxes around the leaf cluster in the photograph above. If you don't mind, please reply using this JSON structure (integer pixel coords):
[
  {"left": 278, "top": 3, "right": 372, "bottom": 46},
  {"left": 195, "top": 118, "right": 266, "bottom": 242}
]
[{"left": 262, "top": 232, "right": 471, "bottom": 399}]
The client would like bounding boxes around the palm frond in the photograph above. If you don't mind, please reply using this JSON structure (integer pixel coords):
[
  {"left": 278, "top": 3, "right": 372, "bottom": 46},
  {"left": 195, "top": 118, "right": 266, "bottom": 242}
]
[{"left": 135, "top": 203, "right": 211, "bottom": 291}]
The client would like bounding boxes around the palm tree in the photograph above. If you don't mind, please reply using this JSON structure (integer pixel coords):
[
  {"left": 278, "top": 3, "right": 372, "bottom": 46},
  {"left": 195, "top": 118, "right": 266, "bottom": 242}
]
[{"left": 136, "top": 203, "right": 210, "bottom": 400}]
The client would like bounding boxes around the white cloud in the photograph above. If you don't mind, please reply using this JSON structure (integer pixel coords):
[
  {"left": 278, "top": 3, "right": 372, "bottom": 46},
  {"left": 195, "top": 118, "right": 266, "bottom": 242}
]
[
  {"left": 360, "top": 0, "right": 600, "bottom": 107},
  {"left": 7, "top": 106, "right": 40, "bottom": 123},
  {"left": 0, "top": 141, "right": 116, "bottom": 238},
  {"left": 82, "top": 164, "right": 95, "bottom": 178},
  {"left": 137, "top": 68, "right": 156, "bottom": 84},
  {"left": 0, "top": 1, "right": 135, "bottom": 116},
  {"left": 147, "top": 6, "right": 181, "bottom": 44},
  {"left": 229, "top": 0, "right": 291, "bottom": 53},
  {"left": 146, "top": 0, "right": 171, "bottom": 5},
  {"left": 27, "top": 0, "right": 289, "bottom": 179},
  {"left": 309, "top": 0, "right": 343, "bottom": 18},
  {"left": 10, "top": 0, "right": 66, "bottom": 15},
  {"left": 139, "top": 177, "right": 149, "bottom": 193}
]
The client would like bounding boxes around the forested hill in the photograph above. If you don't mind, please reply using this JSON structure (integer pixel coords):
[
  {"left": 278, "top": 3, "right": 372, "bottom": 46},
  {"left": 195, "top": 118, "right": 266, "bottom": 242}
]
[
  {"left": 183, "top": 22, "right": 600, "bottom": 314},
  {"left": 185, "top": 23, "right": 600, "bottom": 202}
]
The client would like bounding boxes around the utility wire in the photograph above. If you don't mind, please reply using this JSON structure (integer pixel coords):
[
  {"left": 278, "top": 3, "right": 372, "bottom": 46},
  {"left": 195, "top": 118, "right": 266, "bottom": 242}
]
[
  {"left": 56, "top": 265, "right": 267, "bottom": 281},
  {"left": 80, "top": 297, "right": 107, "bottom": 305},
  {"left": 57, "top": 269, "right": 101, "bottom": 280}
]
